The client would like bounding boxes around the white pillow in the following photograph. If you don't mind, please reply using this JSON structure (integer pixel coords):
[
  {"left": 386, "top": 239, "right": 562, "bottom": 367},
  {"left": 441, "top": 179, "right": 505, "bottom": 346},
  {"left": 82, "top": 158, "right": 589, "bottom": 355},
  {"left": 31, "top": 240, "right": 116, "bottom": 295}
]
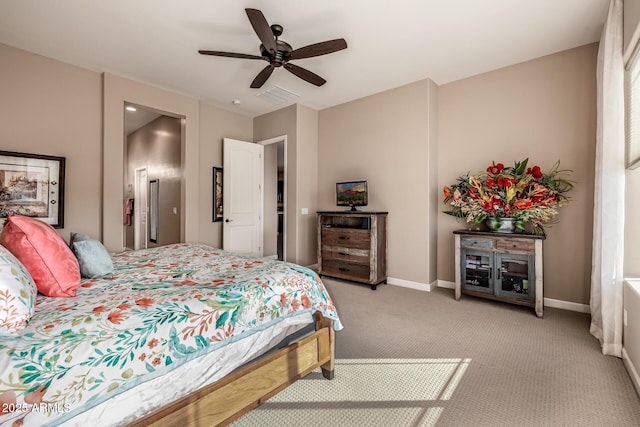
[{"left": 0, "top": 244, "right": 37, "bottom": 336}]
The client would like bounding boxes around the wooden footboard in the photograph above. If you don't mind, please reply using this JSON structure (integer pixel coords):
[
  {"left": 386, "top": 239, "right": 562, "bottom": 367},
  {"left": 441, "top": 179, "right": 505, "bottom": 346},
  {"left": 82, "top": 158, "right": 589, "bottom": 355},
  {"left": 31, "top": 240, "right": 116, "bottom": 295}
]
[{"left": 129, "top": 312, "right": 335, "bottom": 427}]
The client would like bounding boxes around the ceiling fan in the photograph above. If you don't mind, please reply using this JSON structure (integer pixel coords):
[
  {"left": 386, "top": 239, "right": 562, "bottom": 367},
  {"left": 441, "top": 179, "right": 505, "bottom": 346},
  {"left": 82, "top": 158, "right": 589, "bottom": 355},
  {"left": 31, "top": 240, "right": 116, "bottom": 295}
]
[{"left": 199, "top": 8, "right": 347, "bottom": 89}]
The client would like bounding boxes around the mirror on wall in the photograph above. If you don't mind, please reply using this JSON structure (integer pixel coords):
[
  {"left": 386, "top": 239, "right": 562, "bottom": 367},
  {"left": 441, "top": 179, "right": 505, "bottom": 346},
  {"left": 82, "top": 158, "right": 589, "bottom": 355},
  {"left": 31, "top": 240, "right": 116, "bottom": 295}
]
[{"left": 149, "top": 179, "right": 159, "bottom": 243}]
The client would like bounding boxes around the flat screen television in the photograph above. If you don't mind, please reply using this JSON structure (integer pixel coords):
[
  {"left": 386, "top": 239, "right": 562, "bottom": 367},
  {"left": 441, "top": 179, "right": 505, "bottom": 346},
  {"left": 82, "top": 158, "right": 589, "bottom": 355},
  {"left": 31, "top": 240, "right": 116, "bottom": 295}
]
[{"left": 336, "top": 181, "right": 368, "bottom": 211}]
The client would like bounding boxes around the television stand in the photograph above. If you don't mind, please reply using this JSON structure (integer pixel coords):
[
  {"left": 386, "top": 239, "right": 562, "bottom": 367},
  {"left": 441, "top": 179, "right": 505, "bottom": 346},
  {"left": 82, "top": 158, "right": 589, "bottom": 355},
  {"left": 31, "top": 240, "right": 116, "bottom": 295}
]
[{"left": 317, "top": 211, "right": 388, "bottom": 290}]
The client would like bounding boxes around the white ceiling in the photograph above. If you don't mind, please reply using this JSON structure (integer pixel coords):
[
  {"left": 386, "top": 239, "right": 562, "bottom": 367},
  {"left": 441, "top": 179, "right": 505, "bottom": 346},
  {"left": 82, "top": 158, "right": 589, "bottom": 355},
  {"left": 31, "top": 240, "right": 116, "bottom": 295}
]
[{"left": 0, "top": 0, "right": 609, "bottom": 117}]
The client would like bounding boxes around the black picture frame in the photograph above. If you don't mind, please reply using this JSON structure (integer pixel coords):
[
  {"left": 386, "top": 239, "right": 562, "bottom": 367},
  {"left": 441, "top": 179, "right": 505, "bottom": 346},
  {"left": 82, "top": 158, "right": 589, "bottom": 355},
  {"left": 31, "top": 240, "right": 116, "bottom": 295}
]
[
  {"left": 213, "top": 167, "right": 223, "bottom": 222},
  {"left": 0, "top": 150, "right": 66, "bottom": 228}
]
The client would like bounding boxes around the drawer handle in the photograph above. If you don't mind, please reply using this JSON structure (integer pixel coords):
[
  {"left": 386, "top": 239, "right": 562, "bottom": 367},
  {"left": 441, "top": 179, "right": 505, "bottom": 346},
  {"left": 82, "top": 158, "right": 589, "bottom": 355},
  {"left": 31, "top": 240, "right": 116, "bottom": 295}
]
[
  {"left": 338, "top": 236, "right": 350, "bottom": 240},
  {"left": 338, "top": 267, "right": 350, "bottom": 272},
  {"left": 338, "top": 252, "right": 349, "bottom": 256}
]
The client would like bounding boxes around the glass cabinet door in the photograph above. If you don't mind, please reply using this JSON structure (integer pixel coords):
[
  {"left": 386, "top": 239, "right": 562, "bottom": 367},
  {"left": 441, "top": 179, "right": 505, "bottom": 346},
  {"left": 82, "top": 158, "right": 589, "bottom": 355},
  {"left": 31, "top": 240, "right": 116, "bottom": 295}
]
[
  {"left": 461, "top": 250, "right": 493, "bottom": 294},
  {"left": 496, "top": 253, "right": 534, "bottom": 301}
]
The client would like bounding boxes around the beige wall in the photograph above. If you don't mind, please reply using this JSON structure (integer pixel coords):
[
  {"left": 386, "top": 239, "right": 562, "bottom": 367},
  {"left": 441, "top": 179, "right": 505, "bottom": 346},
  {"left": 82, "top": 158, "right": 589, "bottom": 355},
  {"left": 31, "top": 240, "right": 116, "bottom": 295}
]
[
  {"left": 0, "top": 43, "right": 102, "bottom": 242},
  {"left": 198, "top": 102, "right": 253, "bottom": 248},
  {"left": 625, "top": 0, "right": 640, "bottom": 60},
  {"left": 126, "top": 115, "right": 182, "bottom": 248},
  {"left": 438, "top": 43, "right": 598, "bottom": 304},
  {"left": 295, "top": 104, "right": 319, "bottom": 266},
  {"left": 1, "top": 44, "right": 253, "bottom": 250},
  {"left": 318, "top": 79, "right": 436, "bottom": 286}
]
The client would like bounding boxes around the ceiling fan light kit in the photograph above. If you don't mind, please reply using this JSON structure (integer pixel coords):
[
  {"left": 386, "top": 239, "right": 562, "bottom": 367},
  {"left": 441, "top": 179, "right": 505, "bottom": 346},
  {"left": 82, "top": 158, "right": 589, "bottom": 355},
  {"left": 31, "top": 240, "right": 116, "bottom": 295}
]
[{"left": 199, "top": 8, "right": 347, "bottom": 88}]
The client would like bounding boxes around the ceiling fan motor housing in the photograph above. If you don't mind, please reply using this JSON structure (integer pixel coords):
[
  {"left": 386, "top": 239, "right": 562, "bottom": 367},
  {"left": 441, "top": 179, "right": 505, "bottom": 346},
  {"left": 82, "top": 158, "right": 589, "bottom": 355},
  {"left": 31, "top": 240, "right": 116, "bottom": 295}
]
[{"left": 260, "top": 39, "right": 292, "bottom": 66}]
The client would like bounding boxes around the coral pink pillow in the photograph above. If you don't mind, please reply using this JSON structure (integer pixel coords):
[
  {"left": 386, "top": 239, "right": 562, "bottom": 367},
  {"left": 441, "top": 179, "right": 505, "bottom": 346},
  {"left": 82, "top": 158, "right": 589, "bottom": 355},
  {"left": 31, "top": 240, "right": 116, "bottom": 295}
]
[{"left": 0, "top": 216, "right": 80, "bottom": 297}]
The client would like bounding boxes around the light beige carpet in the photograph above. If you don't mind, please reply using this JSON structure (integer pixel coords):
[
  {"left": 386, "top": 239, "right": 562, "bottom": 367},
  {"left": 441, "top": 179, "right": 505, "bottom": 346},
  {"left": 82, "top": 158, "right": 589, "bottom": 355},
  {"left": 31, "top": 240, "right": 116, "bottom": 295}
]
[{"left": 232, "top": 278, "right": 640, "bottom": 426}]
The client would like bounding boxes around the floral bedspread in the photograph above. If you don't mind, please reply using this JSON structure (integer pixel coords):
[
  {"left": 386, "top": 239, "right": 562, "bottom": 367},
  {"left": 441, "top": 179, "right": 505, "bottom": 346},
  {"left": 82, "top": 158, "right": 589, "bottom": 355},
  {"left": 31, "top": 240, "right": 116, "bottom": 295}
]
[{"left": 0, "top": 243, "right": 341, "bottom": 426}]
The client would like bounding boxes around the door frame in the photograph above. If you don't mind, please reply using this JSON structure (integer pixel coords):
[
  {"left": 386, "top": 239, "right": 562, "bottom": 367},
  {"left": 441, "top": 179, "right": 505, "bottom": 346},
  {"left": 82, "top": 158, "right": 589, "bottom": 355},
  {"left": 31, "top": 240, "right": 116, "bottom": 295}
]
[
  {"left": 134, "top": 167, "right": 148, "bottom": 250},
  {"left": 259, "top": 135, "right": 287, "bottom": 261}
]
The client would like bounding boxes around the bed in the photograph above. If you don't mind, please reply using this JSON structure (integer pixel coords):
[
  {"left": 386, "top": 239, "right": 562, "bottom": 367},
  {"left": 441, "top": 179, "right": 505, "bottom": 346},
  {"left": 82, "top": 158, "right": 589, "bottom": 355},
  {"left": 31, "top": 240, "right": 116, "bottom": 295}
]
[{"left": 0, "top": 239, "right": 342, "bottom": 426}]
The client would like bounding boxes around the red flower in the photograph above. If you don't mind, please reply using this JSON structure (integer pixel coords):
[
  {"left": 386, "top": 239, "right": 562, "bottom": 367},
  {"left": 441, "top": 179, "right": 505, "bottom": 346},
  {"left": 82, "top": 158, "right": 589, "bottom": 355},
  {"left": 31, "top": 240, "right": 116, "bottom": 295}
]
[
  {"left": 514, "top": 199, "right": 533, "bottom": 209},
  {"left": 135, "top": 297, "right": 154, "bottom": 308},
  {"left": 486, "top": 163, "right": 504, "bottom": 175},
  {"left": 148, "top": 338, "right": 159, "bottom": 349},
  {"left": 497, "top": 177, "right": 513, "bottom": 187},
  {"left": 118, "top": 303, "right": 131, "bottom": 311},
  {"left": 482, "top": 202, "right": 495, "bottom": 213},
  {"left": 139, "top": 353, "right": 146, "bottom": 361},
  {"left": 527, "top": 166, "right": 543, "bottom": 179},
  {"left": 468, "top": 189, "right": 478, "bottom": 199},
  {"left": 108, "top": 310, "right": 125, "bottom": 324},
  {"left": 486, "top": 179, "right": 497, "bottom": 188},
  {"left": 280, "top": 293, "right": 287, "bottom": 307},
  {"left": 152, "top": 357, "right": 162, "bottom": 366},
  {"left": 443, "top": 187, "right": 451, "bottom": 198},
  {"left": 301, "top": 295, "right": 312, "bottom": 309},
  {"left": 93, "top": 305, "right": 107, "bottom": 313},
  {"left": 291, "top": 299, "right": 300, "bottom": 311}
]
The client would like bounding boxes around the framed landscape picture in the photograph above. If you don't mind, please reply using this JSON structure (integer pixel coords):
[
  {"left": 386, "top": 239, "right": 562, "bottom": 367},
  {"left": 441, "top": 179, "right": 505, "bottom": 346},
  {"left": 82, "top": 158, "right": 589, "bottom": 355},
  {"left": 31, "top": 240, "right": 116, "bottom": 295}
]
[{"left": 0, "top": 150, "right": 66, "bottom": 228}]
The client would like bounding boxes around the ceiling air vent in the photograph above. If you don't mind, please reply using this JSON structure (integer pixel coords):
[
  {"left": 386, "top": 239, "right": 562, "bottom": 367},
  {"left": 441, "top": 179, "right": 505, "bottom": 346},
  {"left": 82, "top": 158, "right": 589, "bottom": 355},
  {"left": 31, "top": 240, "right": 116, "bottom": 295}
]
[{"left": 255, "top": 86, "right": 300, "bottom": 105}]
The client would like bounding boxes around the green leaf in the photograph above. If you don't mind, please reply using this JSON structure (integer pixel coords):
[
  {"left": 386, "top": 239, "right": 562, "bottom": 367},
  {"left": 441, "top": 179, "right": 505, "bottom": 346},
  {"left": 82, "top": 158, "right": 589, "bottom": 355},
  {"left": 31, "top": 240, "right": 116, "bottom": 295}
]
[
  {"left": 515, "top": 158, "right": 528, "bottom": 175},
  {"left": 215, "top": 311, "right": 229, "bottom": 329}
]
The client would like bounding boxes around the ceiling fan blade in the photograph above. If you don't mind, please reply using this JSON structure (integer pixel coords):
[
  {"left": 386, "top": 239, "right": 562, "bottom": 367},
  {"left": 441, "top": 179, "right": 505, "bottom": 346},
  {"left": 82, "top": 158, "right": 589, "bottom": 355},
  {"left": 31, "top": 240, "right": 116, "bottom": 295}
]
[
  {"left": 251, "top": 65, "right": 275, "bottom": 88},
  {"left": 198, "top": 50, "right": 265, "bottom": 60},
  {"left": 245, "top": 8, "right": 277, "bottom": 54},
  {"left": 283, "top": 63, "right": 326, "bottom": 86},
  {"left": 288, "top": 38, "right": 347, "bottom": 60}
]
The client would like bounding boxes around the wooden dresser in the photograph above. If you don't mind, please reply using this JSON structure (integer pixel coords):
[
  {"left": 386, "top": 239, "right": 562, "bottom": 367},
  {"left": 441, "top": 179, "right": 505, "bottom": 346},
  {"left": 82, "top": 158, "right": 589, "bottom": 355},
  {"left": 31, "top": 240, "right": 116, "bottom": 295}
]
[{"left": 317, "top": 211, "right": 388, "bottom": 290}]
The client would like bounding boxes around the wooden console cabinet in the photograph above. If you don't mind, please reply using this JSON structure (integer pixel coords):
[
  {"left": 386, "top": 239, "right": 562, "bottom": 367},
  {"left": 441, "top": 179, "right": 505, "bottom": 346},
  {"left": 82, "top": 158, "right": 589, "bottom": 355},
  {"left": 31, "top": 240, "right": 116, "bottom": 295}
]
[
  {"left": 454, "top": 230, "right": 545, "bottom": 317},
  {"left": 317, "top": 211, "right": 388, "bottom": 290}
]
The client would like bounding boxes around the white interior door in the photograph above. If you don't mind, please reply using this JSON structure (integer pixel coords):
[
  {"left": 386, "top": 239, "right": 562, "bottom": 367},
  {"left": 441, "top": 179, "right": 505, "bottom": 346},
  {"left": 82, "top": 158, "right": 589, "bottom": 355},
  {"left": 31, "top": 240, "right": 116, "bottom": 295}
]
[
  {"left": 134, "top": 167, "right": 148, "bottom": 250},
  {"left": 223, "top": 138, "right": 263, "bottom": 256}
]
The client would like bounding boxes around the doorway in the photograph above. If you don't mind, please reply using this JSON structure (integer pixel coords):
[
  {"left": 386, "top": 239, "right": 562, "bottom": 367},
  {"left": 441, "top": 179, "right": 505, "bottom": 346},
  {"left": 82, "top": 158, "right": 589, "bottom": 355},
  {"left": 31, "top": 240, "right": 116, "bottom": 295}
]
[
  {"left": 124, "top": 103, "right": 183, "bottom": 250},
  {"left": 260, "top": 136, "right": 287, "bottom": 261}
]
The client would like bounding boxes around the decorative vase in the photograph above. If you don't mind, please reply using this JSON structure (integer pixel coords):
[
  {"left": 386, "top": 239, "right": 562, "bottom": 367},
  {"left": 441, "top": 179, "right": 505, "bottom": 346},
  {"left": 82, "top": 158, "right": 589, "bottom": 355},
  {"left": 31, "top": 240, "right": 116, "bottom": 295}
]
[{"left": 485, "top": 217, "right": 517, "bottom": 233}]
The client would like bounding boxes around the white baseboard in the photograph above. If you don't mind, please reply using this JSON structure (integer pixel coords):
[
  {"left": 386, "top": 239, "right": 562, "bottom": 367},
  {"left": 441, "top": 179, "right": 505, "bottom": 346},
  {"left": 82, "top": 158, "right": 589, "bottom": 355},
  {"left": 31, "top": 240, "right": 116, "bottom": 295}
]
[
  {"left": 264, "top": 255, "right": 278, "bottom": 260},
  {"left": 387, "top": 277, "right": 434, "bottom": 291},
  {"left": 436, "top": 280, "right": 590, "bottom": 314},
  {"left": 623, "top": 347, "right": 640, "bottom": 397},
  {"left": 543, "top": 297, "right": 590, "bottom": 313},
  {"left": 437, "top": 280, "right": 456, "bottom": 289}
]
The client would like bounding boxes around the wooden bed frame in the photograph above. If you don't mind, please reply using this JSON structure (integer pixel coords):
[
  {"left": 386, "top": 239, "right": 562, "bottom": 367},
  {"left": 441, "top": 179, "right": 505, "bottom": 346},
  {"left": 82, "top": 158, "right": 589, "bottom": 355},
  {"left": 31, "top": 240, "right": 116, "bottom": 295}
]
[{"left": 129, "top": 312, "right": 335, "bottom": 427}]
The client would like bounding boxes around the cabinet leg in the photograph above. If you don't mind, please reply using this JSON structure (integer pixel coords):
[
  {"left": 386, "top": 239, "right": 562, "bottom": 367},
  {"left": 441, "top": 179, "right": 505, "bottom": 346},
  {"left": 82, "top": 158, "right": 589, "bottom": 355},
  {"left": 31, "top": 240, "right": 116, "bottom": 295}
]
[{"left": 371, "top": 285, "right": 377, "bottom": 290}]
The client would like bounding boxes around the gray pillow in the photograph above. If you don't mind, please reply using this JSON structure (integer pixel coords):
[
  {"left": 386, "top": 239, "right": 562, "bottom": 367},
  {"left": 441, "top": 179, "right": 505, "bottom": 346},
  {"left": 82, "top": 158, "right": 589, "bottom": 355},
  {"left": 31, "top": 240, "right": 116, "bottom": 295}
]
[
  {"left": 71, "top": 239, "right": 114, "bottom": 279},
  {"left": 69, "top": 232, "right": 92, "bottom": 246}
]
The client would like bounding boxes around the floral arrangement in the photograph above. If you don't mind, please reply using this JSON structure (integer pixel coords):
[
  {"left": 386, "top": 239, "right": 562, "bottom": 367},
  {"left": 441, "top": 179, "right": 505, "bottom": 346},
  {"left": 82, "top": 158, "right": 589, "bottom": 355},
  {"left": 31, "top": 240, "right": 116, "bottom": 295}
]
[{"left": 442, "top": 158, "right": 573, "bottom": 235}]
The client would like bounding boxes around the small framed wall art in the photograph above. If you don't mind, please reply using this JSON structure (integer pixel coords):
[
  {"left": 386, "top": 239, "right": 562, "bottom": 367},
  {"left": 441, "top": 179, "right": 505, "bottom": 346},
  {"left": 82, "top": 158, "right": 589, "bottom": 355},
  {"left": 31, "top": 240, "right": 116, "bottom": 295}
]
[{"left": 212, "top": 167, "right": 223, "bottom": 222}]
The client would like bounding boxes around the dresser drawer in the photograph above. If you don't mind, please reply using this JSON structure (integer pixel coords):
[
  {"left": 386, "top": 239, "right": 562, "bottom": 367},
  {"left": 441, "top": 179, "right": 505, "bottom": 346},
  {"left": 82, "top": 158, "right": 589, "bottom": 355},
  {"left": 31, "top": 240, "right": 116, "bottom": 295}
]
[
  {"left": 322, "top": 228, "right": 370, "bottom": 249},
  {"left": 496, "top": 238, "right": 535, "bottom": 254},
  {"left": 460, "top": 237, "right": 495, "bottom": 250},
  {"left": 322, "top": 260, "right": 370, "bottom": 281},
  {"left": 322, "top": 246, "right": 370, "bottom": 265}
]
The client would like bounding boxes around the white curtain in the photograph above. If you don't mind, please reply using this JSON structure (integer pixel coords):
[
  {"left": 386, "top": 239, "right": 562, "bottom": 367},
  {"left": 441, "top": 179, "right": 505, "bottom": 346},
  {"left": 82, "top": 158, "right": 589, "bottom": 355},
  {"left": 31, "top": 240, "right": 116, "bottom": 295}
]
[{"left": 590, "top": 0, "right": 625, "bottom": 358}]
